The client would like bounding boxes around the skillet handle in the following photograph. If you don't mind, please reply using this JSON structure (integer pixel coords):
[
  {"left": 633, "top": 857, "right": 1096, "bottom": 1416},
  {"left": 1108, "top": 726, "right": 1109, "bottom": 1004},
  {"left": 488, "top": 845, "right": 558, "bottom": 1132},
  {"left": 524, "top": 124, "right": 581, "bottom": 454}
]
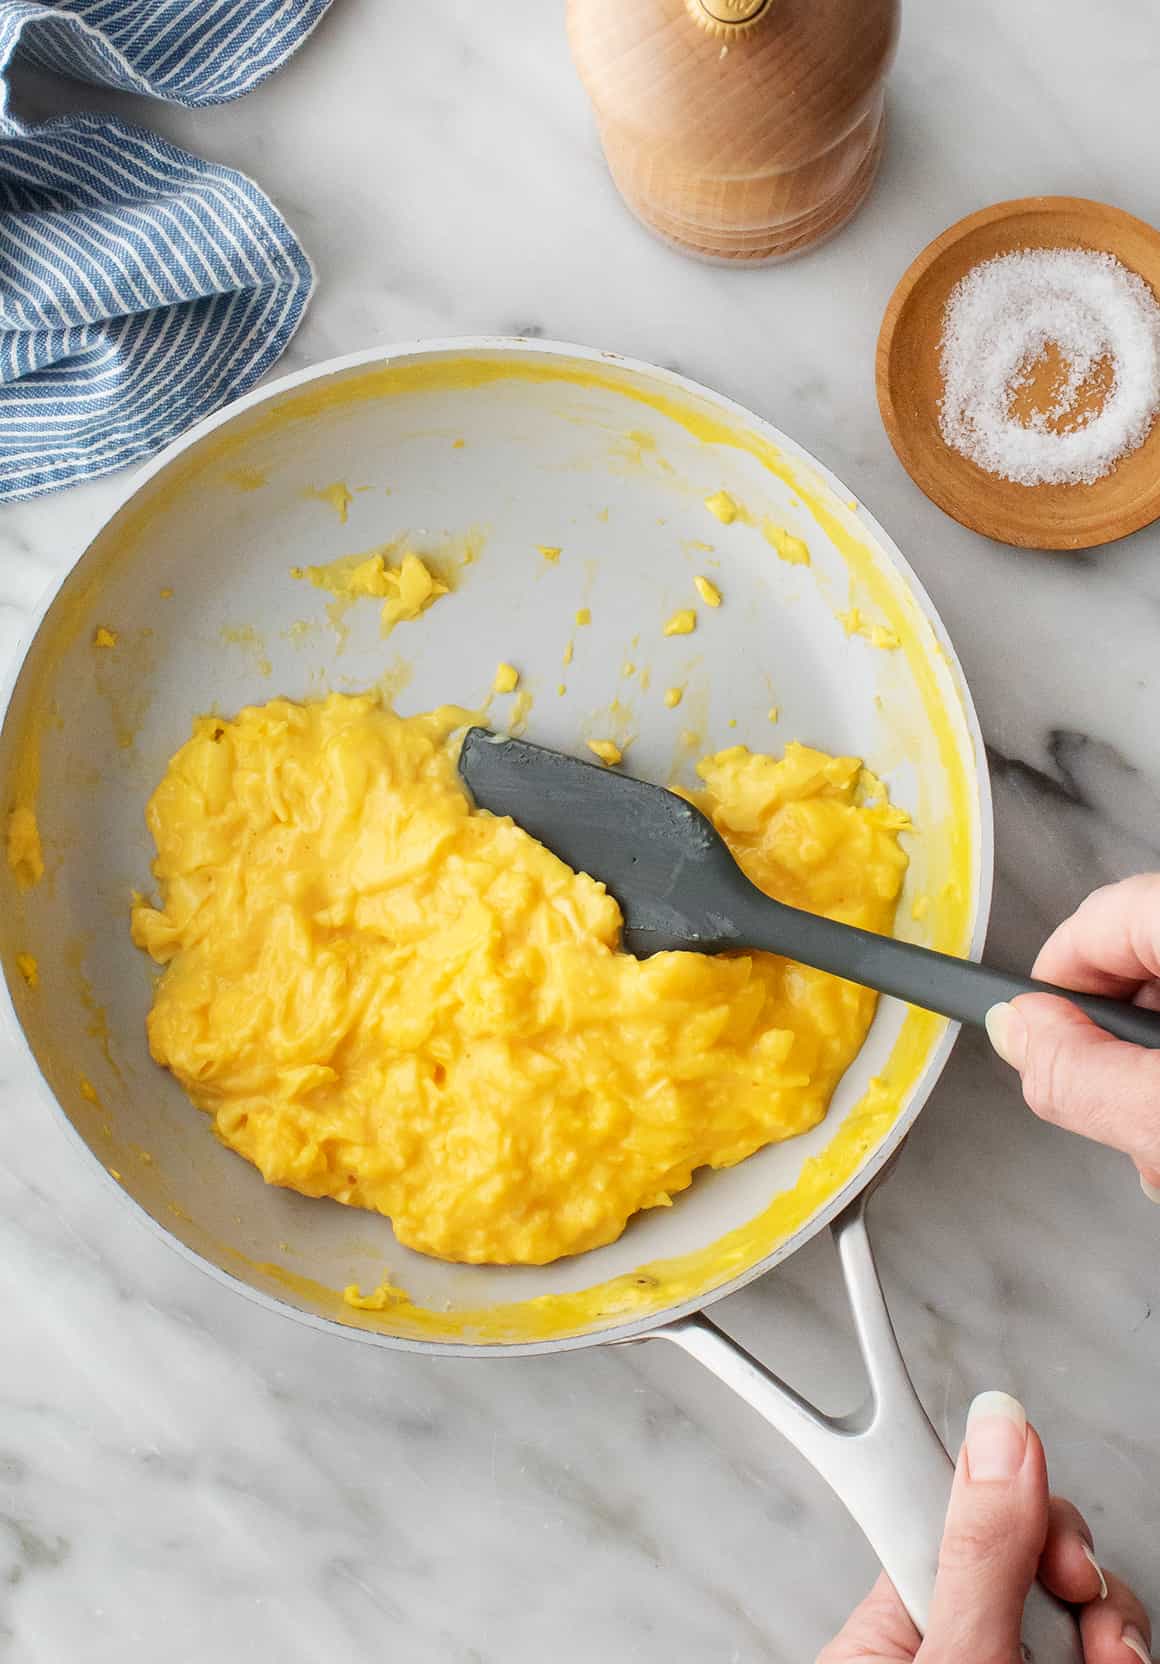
[{"left": 648, "top": 1191, "right": 1082, "bottom": 1661}]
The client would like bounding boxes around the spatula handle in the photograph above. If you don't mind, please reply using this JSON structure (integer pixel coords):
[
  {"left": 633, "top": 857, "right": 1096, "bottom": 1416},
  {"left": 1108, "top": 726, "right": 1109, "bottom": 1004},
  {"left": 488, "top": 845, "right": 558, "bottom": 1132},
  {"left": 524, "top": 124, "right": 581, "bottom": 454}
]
[{"left": 736, "top": 890, "right": 1160, "bottom": 1048}]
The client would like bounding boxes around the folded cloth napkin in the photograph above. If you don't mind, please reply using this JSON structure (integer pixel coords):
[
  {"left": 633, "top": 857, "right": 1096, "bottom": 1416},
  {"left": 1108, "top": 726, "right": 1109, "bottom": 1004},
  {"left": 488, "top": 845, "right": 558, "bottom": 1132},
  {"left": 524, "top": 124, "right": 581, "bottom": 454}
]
[{"left": 0, "top": 0, "right": 334, "bottom": 504}]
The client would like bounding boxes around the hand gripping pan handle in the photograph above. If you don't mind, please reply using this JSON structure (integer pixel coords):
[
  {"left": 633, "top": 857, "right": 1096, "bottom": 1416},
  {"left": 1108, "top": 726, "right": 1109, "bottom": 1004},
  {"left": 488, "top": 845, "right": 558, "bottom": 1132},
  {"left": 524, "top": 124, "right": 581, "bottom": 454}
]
[{"left": 641, "top": 1189, "right": 1082, "bottom": 1661}]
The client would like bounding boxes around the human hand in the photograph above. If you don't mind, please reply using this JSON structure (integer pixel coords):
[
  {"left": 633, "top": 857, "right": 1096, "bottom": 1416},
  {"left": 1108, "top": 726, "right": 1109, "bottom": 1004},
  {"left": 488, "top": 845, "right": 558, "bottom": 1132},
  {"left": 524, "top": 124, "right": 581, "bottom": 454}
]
[
  {"left": 819, "top": 1391, "right": 1150, "bottom": 1664},
  {"left": 984, "top": 874, "right": 1160, "bottom": 1197}
]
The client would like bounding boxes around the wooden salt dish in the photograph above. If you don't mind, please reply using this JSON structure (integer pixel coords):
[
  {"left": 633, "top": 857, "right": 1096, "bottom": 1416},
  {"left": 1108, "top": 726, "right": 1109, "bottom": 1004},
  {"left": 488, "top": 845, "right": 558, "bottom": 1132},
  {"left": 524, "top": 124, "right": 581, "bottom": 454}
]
[{"left": 877, "top": 196, "right": 1160, "bottom": 551}]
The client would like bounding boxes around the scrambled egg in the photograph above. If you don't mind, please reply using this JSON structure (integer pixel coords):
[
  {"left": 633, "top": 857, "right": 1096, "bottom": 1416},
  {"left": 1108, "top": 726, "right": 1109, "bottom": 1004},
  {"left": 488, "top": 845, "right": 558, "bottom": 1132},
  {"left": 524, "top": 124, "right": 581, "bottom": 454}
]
[
  {"left": 493, "top": 662, "right": 520, "bottom": 694},
  {"left": 763, "top": 522, "right": 811, "bottom": 566},
  {"left": 705, "top": 490, "right": 739, "bottom": 524},
  {"left": 838, "top": 608, "right": 901, "bottom": 651},
  {"left": 131, "top": 695, "right": 906, "bottom": 1266},
  {"left": 292, "top": 547, "right": 448, "bottom": 635}
]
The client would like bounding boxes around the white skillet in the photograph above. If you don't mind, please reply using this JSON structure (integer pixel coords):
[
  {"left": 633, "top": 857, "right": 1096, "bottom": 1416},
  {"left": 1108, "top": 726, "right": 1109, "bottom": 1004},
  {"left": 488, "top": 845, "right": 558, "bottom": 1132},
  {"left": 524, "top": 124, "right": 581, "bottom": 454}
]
[{"left": 0, "top": 340, "right": 1080, "bottom": 1659}]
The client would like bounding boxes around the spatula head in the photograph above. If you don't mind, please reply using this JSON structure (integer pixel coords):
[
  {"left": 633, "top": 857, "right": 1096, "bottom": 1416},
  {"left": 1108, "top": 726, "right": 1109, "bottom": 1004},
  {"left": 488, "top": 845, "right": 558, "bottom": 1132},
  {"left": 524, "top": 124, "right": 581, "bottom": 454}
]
[{"left": 457, "top": 727, "right": 749, "bottom": 956}]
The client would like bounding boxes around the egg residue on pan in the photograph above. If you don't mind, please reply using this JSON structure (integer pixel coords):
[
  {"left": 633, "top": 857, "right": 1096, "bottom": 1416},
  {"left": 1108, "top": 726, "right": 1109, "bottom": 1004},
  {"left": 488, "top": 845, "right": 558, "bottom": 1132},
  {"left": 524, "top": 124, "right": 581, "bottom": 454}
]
[
  {"left": 6, "top": 804, "right": 43, "bottom": 889},
  {"left": 130, "top": 694, "right": 908, "bottom": 1267},
  {"left": 291, "top": 544, "right": 449, "bottom": 636}
]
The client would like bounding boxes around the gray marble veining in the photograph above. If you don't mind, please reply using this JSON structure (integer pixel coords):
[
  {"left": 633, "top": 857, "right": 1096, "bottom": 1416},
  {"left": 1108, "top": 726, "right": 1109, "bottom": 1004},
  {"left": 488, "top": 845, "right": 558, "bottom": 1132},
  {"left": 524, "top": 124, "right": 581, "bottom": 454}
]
[{"left": 3, "top": 2, "right": 1159, "bottom": 1658}]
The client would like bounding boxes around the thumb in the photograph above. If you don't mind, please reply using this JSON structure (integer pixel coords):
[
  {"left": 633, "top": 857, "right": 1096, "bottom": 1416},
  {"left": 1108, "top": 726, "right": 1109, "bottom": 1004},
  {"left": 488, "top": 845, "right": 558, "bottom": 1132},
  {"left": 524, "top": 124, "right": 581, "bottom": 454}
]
[
  {"left": 986, "top": 994, "right": 1160, "bottom": 1189},
  {"left": 921, "top": 1392, "right": 1048, "bottom": 1663}
]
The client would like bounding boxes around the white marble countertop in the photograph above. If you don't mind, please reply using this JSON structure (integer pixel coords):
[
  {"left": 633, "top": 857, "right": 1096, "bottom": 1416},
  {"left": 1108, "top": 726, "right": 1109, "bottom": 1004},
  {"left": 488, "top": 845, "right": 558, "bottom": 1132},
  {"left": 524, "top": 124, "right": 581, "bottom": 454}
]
[{"left": 3, "top": 3, "right": 1160, "bottom": 1660}]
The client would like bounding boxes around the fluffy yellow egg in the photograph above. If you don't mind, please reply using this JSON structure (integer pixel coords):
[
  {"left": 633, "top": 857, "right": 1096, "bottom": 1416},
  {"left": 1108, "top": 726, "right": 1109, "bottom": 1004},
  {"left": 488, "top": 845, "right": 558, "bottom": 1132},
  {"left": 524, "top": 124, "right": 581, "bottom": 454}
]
[
  {"left": 131, "top": 697, "right": 906, "bottom": 1266},
  {"left": 704, "top": 490, "right": 738, "bottom": 524},
  {"left": 493, "top": 662, "right": 520, "bottom": 694}
]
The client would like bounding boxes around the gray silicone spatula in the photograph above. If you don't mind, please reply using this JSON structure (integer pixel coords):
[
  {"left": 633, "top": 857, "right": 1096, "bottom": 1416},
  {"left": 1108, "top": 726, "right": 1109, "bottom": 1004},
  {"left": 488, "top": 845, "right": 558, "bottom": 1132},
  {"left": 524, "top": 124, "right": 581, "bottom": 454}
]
[{"left": 459, "top": 727, "right": 1160, "bottom": 1048}]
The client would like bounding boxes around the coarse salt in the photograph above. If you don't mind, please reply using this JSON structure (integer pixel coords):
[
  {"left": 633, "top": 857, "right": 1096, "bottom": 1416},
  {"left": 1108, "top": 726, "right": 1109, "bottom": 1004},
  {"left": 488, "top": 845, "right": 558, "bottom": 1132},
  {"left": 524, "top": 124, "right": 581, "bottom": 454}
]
[{"left": 938, "top": 247, "right": 1160, "bottom": 486}]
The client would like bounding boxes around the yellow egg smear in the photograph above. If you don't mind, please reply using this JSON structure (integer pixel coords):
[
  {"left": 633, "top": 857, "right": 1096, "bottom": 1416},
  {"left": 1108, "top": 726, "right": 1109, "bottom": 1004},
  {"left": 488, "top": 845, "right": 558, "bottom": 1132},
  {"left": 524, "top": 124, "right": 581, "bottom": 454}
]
[
  {"left": 6, "top": 804, "right": 44, "bottom": 889},
  {"left": 292, "top": 545, "right": 449, "bottom": 636},
  {"left": 763, "top": 521, "right": 811, "bottom": 566},
  {"left": 305, "top": 481, "right": 354, "bottom": 524},
  {"left": 130, "top": 695, "right": 907, "bottom": 1269},
  {"left": 838, "top": 607, "right": 902, "bottom": 651}
]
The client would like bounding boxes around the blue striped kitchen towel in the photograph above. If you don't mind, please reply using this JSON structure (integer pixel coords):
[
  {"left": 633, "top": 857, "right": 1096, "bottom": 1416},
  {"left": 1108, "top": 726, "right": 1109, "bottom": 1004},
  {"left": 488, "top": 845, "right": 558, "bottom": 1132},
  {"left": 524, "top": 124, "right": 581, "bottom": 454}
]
[{"left": 0, "top": 1, "right": 334, "bottom": 503}]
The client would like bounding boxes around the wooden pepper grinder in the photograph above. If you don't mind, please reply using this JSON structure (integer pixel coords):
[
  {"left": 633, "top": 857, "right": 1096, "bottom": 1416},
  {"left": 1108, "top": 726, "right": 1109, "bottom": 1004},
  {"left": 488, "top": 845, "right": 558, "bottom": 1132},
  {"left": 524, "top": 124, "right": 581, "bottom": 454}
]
[{"left": 567, "top": 0, "right": 900, "bottom": 263}]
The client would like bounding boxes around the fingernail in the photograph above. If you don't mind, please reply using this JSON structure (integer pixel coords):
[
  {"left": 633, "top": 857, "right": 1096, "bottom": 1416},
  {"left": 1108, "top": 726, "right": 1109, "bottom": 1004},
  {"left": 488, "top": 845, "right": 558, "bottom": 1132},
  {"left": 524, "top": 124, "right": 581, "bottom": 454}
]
[
  {"left": 965, "top": 1390, "right": 1028, "bottom": 1482},
  {"left": 1140, "top": 1172, "right": 1160, "bottom": 1205},
  {"left": 1122, "top": 1623, "right": 1152, "bottom": 1663},
  {"left": 1081, "top": 1541, "right": 1109, "bottom": 1599},
  {"left": 985, "top": 1002, "right": 1028, "bottom": 1070}
]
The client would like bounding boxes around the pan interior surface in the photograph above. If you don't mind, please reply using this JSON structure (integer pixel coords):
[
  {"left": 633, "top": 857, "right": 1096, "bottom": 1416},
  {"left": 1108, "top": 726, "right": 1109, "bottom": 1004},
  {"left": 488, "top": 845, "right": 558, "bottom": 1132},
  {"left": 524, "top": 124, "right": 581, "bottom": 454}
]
[{"left": 0, "top": 343, "right": 988, "bottom": 1351}]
